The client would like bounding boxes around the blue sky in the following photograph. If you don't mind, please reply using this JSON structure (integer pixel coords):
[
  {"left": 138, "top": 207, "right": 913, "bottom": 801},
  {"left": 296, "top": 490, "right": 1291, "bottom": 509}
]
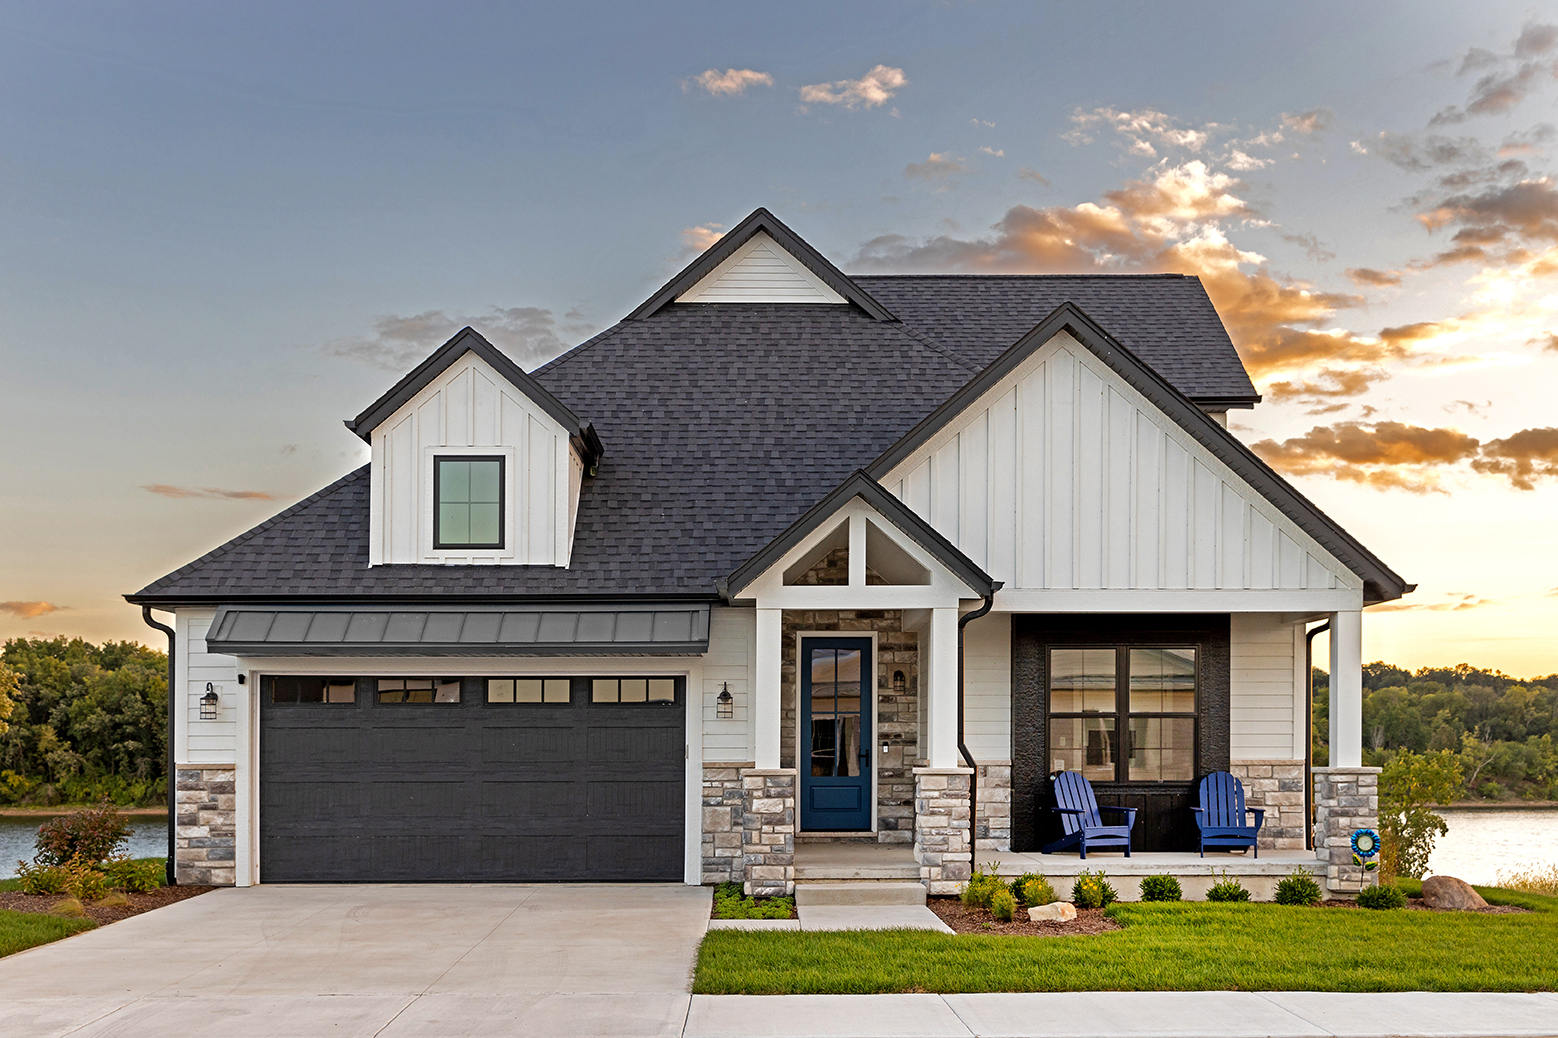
[{"left": 4, "top": 1, "right": 1556, "bottom": 674}]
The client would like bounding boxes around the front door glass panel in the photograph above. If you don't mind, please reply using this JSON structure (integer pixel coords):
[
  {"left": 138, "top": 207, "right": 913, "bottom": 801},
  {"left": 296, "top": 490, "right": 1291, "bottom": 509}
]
[{"left": 800, "top": 638, "right": 872, "bottom": 831}]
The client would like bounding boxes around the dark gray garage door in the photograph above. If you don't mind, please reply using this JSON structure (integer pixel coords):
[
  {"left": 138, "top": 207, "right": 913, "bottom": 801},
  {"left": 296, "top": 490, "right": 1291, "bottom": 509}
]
[{"left": 259, "top": 675, "right": 684, "bottom": 882}]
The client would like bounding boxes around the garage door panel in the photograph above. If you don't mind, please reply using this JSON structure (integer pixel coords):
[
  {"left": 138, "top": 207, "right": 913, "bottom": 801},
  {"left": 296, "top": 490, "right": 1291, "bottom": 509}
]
[
  {"left": 585, "top": 835, "right": 681, "bottom": 880},
  {"left": 481, "top": 726, "right": 583, "bottom": 764},
  {"left": 480, "top": 780, "right": 583, "bottom": 820},
  {"left": 586, "top": 779, "right": 682, "bottom": 818},
  {"left": 480, "top": 836, "right": 586, "bottom": 879},
  {"left": 369, "top": 726, "right": 472, "bottom": 761},
  {"left": 368, "top": 779, "right": 472, "bottom": 819},
  {"left": 587, "top": 725, "right": 682, "bottom": 763},
  {"left": 264, "top": 726, "right": 367, "bottom": 765}
]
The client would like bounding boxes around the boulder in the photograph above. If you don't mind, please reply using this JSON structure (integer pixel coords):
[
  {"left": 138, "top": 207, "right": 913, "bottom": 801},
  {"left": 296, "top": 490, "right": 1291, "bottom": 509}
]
[
  {"left": 1421, "top": 875, "right": 1488, "bottom": 911},
  {"left": 1028, "top": 901, "right": 1078, "bottom": 922}
]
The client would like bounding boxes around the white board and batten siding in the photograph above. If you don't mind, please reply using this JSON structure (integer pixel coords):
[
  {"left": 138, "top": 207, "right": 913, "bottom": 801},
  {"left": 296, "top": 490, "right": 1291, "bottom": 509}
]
[
  {"left": 369, "top": 350, "right": 583, "bottom": 567},
  {"left": 880, "top": 330, "right": 1363, "bottom": 606},
  {"left": 175, "top": 608, "right": 239, "bottom": 766},
  {"left": 700, "top": 607, "right": 757, "bottom": 763},
  {"left": 676, "top": 232, "right": 847, "bottom": 305}
]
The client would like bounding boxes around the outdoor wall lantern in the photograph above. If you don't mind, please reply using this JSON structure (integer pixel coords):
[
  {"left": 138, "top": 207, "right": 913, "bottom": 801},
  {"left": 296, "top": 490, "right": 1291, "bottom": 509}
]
[
  {"left": 716, "top": 682, "right": 734, "bottom": 719},
  {"left": 893, "top": 670, "right": 907, "bottom": 694},
  {"left": 200, "top": 683, "right": 219, "bottom": 721}
]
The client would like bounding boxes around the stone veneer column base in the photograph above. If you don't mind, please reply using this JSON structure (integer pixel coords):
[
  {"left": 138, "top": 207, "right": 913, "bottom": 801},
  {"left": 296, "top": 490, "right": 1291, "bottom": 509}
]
[
  {"left": 913, "top": 767, "right": 972, "bottom": 895},
  {"left": 701, "top": 764, "right": 747, "bottom": 886},
  {"left": 974, "top": 762, "right": 1012, "bottom": 851},
  {"left": 175, "top": 766, "right": 236, "bottom": 885},
  {"left": 742, "top": 769, "right": 797, "bottom": 896},
  {"left": 1312, "top": 766, "right": 1381, "bottom": 895},
  {"left": 1227, "top": 760, "right": 1306, "bottom": 850}
]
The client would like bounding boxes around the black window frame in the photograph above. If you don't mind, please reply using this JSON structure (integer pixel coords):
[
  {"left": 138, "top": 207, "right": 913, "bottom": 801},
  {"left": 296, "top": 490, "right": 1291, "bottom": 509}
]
[
  {"left": 485, "top": 677, "right": 574, "bottom": 705},
  {"left": 1046, "top": 645, "right": 1200, "bottom": 785},
  {"left": 262, "top": 675, "right": 358, "bottom": 705},
  {"left": 590, "top": 677, "right": 679, "bottom": 705},
  {"left": 433, "top": 454, "right": 506, "bottom": 550}
]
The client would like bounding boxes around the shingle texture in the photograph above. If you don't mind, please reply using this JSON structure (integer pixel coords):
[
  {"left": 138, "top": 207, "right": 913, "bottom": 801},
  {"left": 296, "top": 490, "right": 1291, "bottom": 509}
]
[{"left": 131, "top": 277, "right": 1256, "bottom": 602}]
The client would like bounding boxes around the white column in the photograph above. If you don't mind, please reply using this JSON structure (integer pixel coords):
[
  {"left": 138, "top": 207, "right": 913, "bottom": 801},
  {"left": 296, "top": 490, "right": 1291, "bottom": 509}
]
[
  {"left": 927, "top": 606, "right": 960, "bottom": 767},
  {"left": 755, "top": 607, "right": 783, "bottom": 769},
  {"left": 848, "top": 512, "right": 867, "bottom": 587},
  {"left": 1328, "top": 609, "right": 1363, "bottom": 768}
]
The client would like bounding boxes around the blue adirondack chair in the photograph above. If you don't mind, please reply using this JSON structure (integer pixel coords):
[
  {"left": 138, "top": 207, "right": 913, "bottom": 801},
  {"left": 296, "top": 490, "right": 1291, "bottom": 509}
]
[
  {"left": 1192, "top": 771, "right": 1265, "bottom": 857},
  {"left": 1041, "top": 771, "right": 1136, "bottom": 858}
]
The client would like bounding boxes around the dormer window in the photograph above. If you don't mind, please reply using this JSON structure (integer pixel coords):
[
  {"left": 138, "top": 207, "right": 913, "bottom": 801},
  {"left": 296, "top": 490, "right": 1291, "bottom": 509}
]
[{"left": 434, "top": 456, "right": 504, "bottom": 549}]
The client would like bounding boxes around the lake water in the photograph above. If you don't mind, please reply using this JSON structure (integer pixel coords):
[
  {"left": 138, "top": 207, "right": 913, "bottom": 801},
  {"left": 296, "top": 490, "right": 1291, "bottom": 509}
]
[{"left": 1, "top": 817, "right": 169, "bottom": 878}]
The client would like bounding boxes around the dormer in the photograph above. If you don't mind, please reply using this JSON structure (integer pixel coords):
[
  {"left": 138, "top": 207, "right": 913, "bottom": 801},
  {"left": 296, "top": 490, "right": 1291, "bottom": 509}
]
[{"left": 346, "top": 328, "right": 602, "bottom": 567}]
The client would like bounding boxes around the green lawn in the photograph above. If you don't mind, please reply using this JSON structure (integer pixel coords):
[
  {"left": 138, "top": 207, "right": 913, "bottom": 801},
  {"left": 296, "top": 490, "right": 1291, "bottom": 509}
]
[
  {"left": 693, "top": 881, "right": 1558, "bottom": 994},
  {"left": 0, "top": 857, "right": 169, "bottom": 957}
]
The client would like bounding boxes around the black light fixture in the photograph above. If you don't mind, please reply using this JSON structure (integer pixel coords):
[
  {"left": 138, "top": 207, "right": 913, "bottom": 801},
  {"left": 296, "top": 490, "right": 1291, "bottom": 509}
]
[
  {"left": 893, "top": 670, "right": 907, "bottom": 694},
  {"left": 716, "top": 681, "right": 734, "bottom": 719},
  {"left": 200, "top": 683, "right": 219, "bottom": 720}
]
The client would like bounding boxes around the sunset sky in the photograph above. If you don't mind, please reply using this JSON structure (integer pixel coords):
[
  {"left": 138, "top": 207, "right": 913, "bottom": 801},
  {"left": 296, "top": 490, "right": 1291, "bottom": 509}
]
[{"left": 3, "top": 2, "right": 1555, "bottom": 676}]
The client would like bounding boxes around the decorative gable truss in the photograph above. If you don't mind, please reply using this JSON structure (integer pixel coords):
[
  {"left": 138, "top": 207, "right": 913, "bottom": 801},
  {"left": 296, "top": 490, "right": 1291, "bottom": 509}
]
[
  {"left": 870, "top": 306, "right": 1410, "bottom": 612},
  {"left": 351, "top": 329, "right": 601, "bottom": 567}
]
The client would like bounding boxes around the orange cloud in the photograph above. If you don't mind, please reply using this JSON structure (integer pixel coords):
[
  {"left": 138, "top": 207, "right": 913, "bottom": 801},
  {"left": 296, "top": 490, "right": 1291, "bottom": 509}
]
[
  {"left": 142, "top": 485, "right": 279, "bottom": 501},
  {"left": 1346, "top": 267, "right": 1403, "bottom": 287},
  {"left": 685, "top": 69, "right": 773, "bottom": 97},
  {"left": 1471, "top": 427, "right": 1558, "bottom": 489},
  {"left": 1249, "top": 421, "right": 1482, "bottom": 493},
  {"left": 0, "top": 601, "right": 62, "bottom": 619},
  {"left": 798, "top": 66, "right": 905, "bottom": 110}
]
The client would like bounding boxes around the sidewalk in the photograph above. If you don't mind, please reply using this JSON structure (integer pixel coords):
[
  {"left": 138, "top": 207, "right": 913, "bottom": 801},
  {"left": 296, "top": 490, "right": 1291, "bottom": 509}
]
[{"left": 684, "top": 991, "right": 1558, "bottom": 1037}]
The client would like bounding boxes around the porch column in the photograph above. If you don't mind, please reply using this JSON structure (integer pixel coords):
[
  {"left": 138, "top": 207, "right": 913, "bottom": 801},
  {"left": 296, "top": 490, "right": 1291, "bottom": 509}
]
[
  {"left": 926, "top": 606, "right": 960, "bottom": 768},
  {"left": 1328, "top": 609, "right": 1363, "bottom": 768},
  {"left": 755, "top": 607, "right": 782, "bottom": 769}
]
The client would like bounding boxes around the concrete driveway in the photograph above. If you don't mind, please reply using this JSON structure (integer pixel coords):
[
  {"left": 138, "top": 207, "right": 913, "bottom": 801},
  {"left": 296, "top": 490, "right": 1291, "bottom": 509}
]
[{"left": 0, "top": 883, "right": 712, "bottom": 1037}]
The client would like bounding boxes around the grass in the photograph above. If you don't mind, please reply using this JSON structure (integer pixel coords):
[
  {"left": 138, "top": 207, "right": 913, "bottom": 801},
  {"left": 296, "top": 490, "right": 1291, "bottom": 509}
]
[
  {"left": 694, "top": 882, "right": 1558, "bottom": 994},
  {"left": 0, "top": 856, "right": 168, "bottom": 957}
]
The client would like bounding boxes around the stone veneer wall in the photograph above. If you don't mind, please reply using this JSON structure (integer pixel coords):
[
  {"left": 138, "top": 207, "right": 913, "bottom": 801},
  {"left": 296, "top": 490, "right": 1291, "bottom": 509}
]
[
  {"left": 701, "top": 764, "right": 748, "bottom": 885},
  {"left": 1313, "top": 766, "right": 1381, "bottom": 895},
  {"left": 742, "top": 768, "right": 797, "bottom": 896},
  {"left": 913, "top": 767, "right": 972, "bottom": 894},
  {"left": 780, "top": 605, "right": 918, "bottom": 843},
  {"left": 1227, "top": 759, "right": 1306, "bottom": 850},
  {"left": 974, "top": 762, "right": 1012, "bottom": 851},
  {"left": 175, "top": 766, "right": 236, "bottom": 885}
]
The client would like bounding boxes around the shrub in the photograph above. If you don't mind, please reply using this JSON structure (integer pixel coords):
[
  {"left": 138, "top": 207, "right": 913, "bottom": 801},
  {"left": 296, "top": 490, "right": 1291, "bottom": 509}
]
[
  {"left": 1206, "top": 872, "right": 1251, "bottom": 903},
  {"left": 1274, "top": 870, "right": 1324, "bottom": 906},
  {"left": 33, "top": 801, "right": 131, "bottom": 867},
  {"left": 989, "top": 887, "right": 1017, "bottom": 922},
  {"left": 15, "top": 860, "right": 70, "bottom": 895},
  {"left": 60, "top": 858, "right": 111, "bottom": 900},
  {"left": 1356, "top": 883, "right": 1408, "bottom": 910},
  {"left": 711, "top": 883, "right": 795, "bottom": 919},
  {"left": 1071, "top": 870, "right": 1117, "bottom": 910},
  {"left": 1139, "top": 875, "right": 1182, "bottom": 902},
  {"left": 1017, "top": 874, "right": 1057, "bottom": 907},
  {"left": 1378, "top": 750, "right": 1462, "bottom": 880},
  {"left": 104, "top": 857, "right": 164, "bottom": 893},
  {"left": 1497, "top": 863, "right": 1558, "bottom": 896},
  {"left": 960, "top": 870, "right": 1004, "bottom": 909}
]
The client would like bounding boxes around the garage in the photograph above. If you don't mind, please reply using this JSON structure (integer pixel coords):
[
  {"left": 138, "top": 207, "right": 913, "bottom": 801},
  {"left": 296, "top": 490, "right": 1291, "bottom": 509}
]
[{"left": 258, "top": 674, "right": 686, "bottom": 883}]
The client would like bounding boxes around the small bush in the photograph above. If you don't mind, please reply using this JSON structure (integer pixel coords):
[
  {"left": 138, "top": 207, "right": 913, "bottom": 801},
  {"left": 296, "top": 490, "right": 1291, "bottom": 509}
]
[
  {"left": 1357, "top": 883, "right": 1408, "bottom": 910},
  {"left": 989, "top": 887, "right": 1017, "bottom": 922},
  {"left": 1139, "top": 875, "right": 1182, "bottom": 902},
  {"left": 1206, "top": 872, "right": 1251, "bottom": 903},
  {"left": 711, "top": 883, "right": 795, "bottom": 919},
  {"left": 48, "top": 897, "right": 86, "bottom": 919},
  {"left": 34, "top": 802, "right": 131, "bottom": 867},
  {"left": 1071, "top": 870, "right": 1117, "bottom": 910},
  {"left": 1275, "top": 870, "right": 1323, "bottom": 906},
  {"left": 104, "top": 857, "right": 164, "bottom": 893},
  {"left": 1497, "top": 863, "right": 1558, "bottom": 896},
  {"left": 1018, "top": 874, "right": 1057, "bottom": 907},
  {"left": 100, "top": 891, "right": 132, "bottom": 909},
  {"left": 15, "top": 860, "right": 70, "bottom": 896},
  {"left": 960, "top": 870, "right": 1004, "bottom": 909}
]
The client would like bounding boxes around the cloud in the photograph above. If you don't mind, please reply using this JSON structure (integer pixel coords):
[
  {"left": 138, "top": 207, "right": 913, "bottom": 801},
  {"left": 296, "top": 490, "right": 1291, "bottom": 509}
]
[
  {"left": 972, "top": 118, "right": 995, "bottom": 128},
  {"left": 1227, "top": 149, "right": 1270, "bottom": 171},
  {"left": 0, "top": 601, "right": 62, "bottom": 619},
  {"left": 1064, "top": 107, "right": 1212, "bottom": 156},
  {"left": 142, "top": 485, "right": 280, "bottom": 501},
  {"left": 685, "top": 68, "right": 773, "bottom": 97},
  {"left": 1016, "top": 168, "right": 1050, "bottom": 187},
  {"left": 1282, "top": 232, "right": 1336, "bottom": 262},
  {"left": 978, "top": 146, "right": 1004, "bottom": 157},
  {"left": 1373, "top": 592, "right": 1496, "bottom": 613},
  {"left": 1415, "top": 176, "right": 1558, "bottom": 267},
  {"left": 1346, "top": 267, "right": 1403, "bottom": 287},
  {"left": 1432, "top": 21, "right": 1558, "bottom": 124},
  {"left": 1534, "top": 332, "right": 1558, "bottom": 352},
  {"left": 1471, "top": 427, "right": 1558, "bottom": 490},
  {"left": 325, "top": 306, "right": 593, "bottom": 371},
  {"left": 904, "top": 153, "right": 971, "bottom": 182},
  {"left": 682, "top": 223, "right": 724, "bottom": 251},
  {"left": 1249, "top": 420, "right": 1482, "bottom": 492},
  {"left": 1282, "top": 109, "right": 1333, "bottom": 134},
  {"left": 798, "top": 65, "right": 906, "bottom": 110}
]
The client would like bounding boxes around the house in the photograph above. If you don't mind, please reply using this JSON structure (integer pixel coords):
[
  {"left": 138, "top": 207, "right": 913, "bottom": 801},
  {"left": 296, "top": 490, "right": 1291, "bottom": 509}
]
[{"left": 127, "top": 208, "right": 1407, "bottom": 897}]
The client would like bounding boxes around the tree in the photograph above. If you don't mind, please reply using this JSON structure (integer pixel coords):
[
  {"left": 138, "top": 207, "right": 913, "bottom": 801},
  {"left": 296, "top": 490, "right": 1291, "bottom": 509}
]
[{"left": 1378, "top": 750, "right": 1463, "bottom": 880}]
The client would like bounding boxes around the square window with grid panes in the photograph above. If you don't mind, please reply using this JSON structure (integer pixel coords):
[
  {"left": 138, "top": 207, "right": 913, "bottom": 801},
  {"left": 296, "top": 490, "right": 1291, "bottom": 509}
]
[{"left": 1047, "top": 647, "right": 1196, "bottom": 783}]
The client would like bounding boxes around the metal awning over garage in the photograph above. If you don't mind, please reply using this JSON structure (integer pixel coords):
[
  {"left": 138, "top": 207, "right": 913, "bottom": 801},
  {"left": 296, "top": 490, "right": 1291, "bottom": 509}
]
[{"left": 206, "top": 604, "right": 711, "bottom": 656}]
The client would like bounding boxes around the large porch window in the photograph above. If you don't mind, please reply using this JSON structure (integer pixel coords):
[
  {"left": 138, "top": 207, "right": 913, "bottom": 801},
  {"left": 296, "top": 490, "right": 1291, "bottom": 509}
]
[{"left": 1048, "top": 647, "right": 1197, "bottom": 784}]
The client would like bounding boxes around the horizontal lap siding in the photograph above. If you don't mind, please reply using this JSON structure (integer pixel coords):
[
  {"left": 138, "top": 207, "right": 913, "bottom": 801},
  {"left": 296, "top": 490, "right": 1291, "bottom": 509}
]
[
  {"left": 1230, "top": 613, "right": 1302, "bottom": 759},
  {"left": 963, "top": 612, "right": 1012, "bottom": 763},
  {"left": 701, "top": 607, "right": 756, "bottom": 762},
  {"left": 178, "top": 608, "right": 239, "bottom": 765}
]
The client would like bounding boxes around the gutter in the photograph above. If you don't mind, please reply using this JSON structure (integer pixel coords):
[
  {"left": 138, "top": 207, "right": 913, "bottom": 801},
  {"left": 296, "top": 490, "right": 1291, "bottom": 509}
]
[
  {"left": 141, "top": 607, "right": 178, "bottom": 887},
  {"left": 957, "top": 588, "right": 999, "bottom": 851},
  {"left": 1304, "top": 620, "right": 1330, "bottom": 852}
]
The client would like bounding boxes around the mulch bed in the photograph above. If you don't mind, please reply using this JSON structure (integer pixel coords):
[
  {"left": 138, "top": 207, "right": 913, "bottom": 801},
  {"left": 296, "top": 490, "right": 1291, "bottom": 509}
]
[
  {"left": 0, "top": 886, "right": 215, "bottom": 926},
  {"left": 1318, "top": 897, "right": 1530, "bottom": 914},
  {"left": 929, "top": 897, "right": 1122, "bottom": 936}
]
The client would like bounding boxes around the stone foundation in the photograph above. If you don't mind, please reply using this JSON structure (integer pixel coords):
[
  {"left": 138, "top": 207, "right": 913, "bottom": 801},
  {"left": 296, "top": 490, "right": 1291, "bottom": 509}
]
[
  {"left": 175, "top": 765, "right": 235, "bottom": 885},
  {"left": 701, "top": 764, "right": 748, "bottom": 885},
  {"left": 913, "top": 766, "right": 972, "bottom": 895},
  {"left": 974, "top": 761, "right": 1012, "bottom": 851},
  {"left": 1312, "top": 766, "right": 1381, "bottom": 894},
  {"left": 742, "top": 768, "right": 797, "bottom": 896},
  {"left": 1227, "top": 759, "right": 1306, "bottom": 850}
]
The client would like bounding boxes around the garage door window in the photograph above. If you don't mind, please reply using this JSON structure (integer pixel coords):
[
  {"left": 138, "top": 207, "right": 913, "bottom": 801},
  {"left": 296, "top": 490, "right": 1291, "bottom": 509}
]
[
  {"left": 377, "top": 678, "right": 462, "bottom": 703},
  {"left": 487, "top": 678, "right": 571, "bottom": 704},
  {"left": 592, "top": 678, "right": 676, "bottom": 703},
  {"left": 264, "top": 676, "right": 356, "bottom": 704}
]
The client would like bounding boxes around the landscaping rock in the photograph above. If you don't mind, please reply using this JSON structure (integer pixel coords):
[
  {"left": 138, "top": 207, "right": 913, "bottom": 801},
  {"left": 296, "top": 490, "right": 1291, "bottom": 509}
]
[
  {"left": 1421, "top": 875, "right": 1488, "bottom": 910},
  {"left": 1028, "top": 901, "right": 1078, "bottom": 922}
]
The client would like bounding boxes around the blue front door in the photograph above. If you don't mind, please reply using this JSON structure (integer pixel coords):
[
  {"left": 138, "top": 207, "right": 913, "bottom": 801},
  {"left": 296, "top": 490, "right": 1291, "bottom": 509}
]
[{"left": 800, "top": 637, "right": 872, "bottom": 831}]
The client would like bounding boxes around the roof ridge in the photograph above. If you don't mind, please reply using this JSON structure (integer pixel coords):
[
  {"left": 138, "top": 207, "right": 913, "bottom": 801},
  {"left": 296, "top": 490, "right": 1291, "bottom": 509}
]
[
  {"left": 130, "top": 466, "right": 369, "bottom": 597},
  {"left": 850, "top": 272, "right": 1190, "bottom": 280}
]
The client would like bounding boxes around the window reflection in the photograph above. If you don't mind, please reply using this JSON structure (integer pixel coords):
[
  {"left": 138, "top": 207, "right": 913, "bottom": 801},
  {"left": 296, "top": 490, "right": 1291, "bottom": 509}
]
[{"left": 809, "top": 648, "right": 862, "bottom": 778}]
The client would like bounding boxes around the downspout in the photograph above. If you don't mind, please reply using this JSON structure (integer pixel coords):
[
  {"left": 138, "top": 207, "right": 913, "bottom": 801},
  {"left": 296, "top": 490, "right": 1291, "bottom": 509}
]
[
  {"left": 1304, "top": 621, "right": 1330, "bottom": 852},
  {"left": 142, "top": 607, "right": 178, "bottom": 887},
  {"left": 957, "top": 589, "right": 998, "bottom": 851}
]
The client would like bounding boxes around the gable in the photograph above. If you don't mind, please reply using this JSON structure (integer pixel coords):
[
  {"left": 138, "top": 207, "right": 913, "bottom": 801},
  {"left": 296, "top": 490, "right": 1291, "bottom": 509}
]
[
  {"left": 676, "top": 232, "right": 847, "bottom": 304},
  {"left": 876, "top": 328, "right": 1375, "bottom": 603}
]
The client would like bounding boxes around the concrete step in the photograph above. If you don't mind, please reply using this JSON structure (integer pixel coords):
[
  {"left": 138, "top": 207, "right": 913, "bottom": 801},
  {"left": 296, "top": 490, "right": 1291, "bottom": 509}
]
[
  {"left": 794, "top": 881, "right": 927, "bottom": 907},
  {"left": 794, "top": 861, "right": 922, "bottom": 882}
]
